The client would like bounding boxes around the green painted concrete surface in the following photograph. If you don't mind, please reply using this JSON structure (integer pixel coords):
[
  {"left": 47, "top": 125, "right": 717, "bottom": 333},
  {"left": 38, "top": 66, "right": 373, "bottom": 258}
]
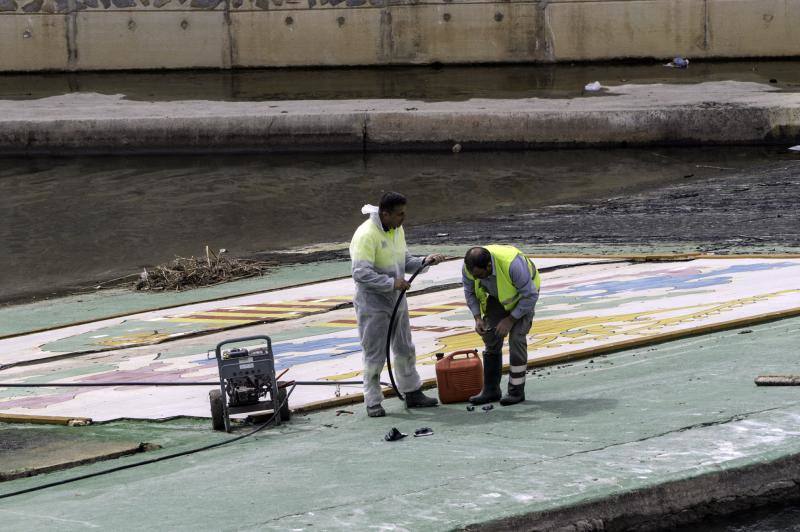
[
  {"left": 0, "top": 261, "right": 353, "bottom": 338},
  {"left": 2, "top": 317, "right": 799, "bottom": 529}
]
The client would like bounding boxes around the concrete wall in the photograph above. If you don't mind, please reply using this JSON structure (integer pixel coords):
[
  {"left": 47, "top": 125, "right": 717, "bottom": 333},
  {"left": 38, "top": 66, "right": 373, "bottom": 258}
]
[{"left": 1, "top": 0, "right": 799, "bottom": 71}]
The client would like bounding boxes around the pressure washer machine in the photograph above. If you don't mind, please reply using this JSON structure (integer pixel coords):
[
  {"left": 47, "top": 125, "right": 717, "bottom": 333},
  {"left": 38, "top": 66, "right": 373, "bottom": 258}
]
[{"left": 209, "top": 335, "right": 290, "bottom": 432}]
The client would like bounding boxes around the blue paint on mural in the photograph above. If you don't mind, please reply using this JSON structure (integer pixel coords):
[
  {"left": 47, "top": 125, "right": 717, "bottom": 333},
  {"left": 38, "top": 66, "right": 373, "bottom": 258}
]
[
  {"left": 272, "top": 336, "right": 363, "bottom": 371},
  {"left": 548, "top": 263, "right": 799, "bottom": 299},
  {"left": 189, "top": 335, "right": 363, "bottom": 371}
]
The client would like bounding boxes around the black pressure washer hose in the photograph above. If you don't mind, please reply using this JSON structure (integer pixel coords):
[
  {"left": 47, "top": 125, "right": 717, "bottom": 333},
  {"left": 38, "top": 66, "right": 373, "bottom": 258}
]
[
  {"left": 385, "top": 258, "right": 430, "bottom": 402},
  {"left": 0, "top": 380, "right": 385, "bottom": 388}
]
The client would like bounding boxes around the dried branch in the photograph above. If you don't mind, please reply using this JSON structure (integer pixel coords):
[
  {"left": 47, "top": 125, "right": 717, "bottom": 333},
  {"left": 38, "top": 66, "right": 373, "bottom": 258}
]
[{"left": 134, "top": 248, "right": 273, "bottom": 292}]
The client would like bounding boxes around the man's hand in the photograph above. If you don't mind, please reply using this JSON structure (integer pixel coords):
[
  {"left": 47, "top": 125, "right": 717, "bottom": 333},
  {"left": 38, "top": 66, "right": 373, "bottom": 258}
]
[
  {"left": 494, "top": 316, "right": 516, "bottom": 337},
  {"left": 394, "top": 278, "right": 411, "bottom": 291},
  {"left": 424, "top": 254, "right": 446, "bottom": 266},
  {"left": 474, "top": 316, "right": 489, "bottom": 335}
]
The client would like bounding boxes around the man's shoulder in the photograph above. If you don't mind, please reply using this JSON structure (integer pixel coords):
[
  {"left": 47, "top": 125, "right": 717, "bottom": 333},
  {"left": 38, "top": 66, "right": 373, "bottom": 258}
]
[{"left": 352, "top": 219, "right": 379, "bottom": 241}]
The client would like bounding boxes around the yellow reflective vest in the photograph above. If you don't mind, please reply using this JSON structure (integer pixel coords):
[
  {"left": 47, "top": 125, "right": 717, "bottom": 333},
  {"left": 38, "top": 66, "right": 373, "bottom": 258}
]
[
  {"left": 349, "top": 216, "right": 408, "bottom": 288},
  {"left": 464, "top": 244, "right": 540, "bottom": 317}
]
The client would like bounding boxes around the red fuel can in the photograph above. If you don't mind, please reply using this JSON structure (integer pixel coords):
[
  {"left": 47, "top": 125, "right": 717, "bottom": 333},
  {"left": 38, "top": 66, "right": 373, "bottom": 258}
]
[{"left": 435, "top": 349, "right": 483, "bottom": 404}]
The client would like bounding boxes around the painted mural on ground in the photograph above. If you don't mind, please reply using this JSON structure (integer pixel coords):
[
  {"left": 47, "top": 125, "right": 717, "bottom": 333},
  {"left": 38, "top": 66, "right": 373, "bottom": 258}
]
[
  {"left": 1, "top": 258, "right": 799, "bottom": 421},
  {"left": 0, "top": 257, "right": 597, "bottom": 366}
]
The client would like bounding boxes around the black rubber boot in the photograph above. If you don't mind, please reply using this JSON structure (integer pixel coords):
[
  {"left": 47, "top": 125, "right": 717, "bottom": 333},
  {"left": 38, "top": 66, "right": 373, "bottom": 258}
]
[
  {"left": 405, "top": 388, "right": 439, "bottom": 408},
  {"left": 500, "top": 383, "right": 525, "bottom": 406},
  {"left": 366, "top": 404, "right": 386, "bottom": 417},
  {"left": 469, "top": 353, "right": 502, "bottom": 405}
]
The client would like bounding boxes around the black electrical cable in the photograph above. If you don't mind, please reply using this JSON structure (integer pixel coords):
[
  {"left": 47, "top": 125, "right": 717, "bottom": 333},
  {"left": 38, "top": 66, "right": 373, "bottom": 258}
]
[
  {"left": 385, "top": 259, "right": 430, "bottom": 401},
  {"left": 0, "top": 380, "right": 385, "bottom": 388},
  {"left": 0, "top": 383, "right": 297, "bottom": 501}
]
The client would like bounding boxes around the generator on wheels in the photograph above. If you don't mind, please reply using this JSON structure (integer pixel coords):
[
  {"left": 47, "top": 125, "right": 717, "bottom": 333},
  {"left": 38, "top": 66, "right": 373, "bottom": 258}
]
[{"left": 209, "top": 335, "right": 290, "bottom": 432}]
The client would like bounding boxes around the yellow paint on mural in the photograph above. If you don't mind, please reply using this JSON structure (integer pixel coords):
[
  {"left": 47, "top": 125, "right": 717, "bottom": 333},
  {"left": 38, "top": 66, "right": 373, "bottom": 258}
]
[
  {"left": 170, "top": 318, "right": 258, "bottom": 325},
  {"left": 422, "top": 289, "right": 800, "bottom": 362},
  {"left": 236, "top": 306, "right": 313, "bottom": 312},
  {"left": 324, "top": 371, "right": 362, "bottom": 381},
  {"left": 320, "top": 289, "right": 800, "bottom": 379},
  {"left": 318, "top": 320, "right": 358, "bottom": 328},
  {"left": 98, "top": 331, "right": 173, "bottom": 347},
  {"left": 162, "top": 296, "right": 354, "bottom": 326},
  {"left": 181, "top": 311, "right": 301, "bottom": 319}
]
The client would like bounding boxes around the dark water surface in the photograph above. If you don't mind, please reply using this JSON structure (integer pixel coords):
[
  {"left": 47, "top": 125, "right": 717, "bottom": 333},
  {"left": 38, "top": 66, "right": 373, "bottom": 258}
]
[
  {"left": 679, "top": 501, "right": 800, "bottom": 531},
  {"left": 0, "top": 147, "right": 793, "bottom": 303},
  {"left": 0, "top": 61, "right": 799, "bottom": 102}
]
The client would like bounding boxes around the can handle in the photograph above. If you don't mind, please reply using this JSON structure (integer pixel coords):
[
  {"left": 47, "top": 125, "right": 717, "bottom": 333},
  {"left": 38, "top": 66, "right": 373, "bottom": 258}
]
[{"left": 446, "top": 349, "right": 479, "bottom": 360}]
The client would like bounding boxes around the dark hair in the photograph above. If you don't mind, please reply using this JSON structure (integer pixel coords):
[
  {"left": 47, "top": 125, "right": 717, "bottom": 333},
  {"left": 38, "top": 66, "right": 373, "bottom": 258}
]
[
  {"left": 464, "top": 247, "right": 491, "bottom": 270},
  {"left": 379, "top": 191, "right": 407, "bottom": 214}
]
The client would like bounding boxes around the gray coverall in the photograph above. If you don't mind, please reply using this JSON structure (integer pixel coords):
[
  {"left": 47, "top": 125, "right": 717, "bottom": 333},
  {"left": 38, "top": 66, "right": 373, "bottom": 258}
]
[{"left": 349, "top": 205, "right": 426, "bottom": 407}]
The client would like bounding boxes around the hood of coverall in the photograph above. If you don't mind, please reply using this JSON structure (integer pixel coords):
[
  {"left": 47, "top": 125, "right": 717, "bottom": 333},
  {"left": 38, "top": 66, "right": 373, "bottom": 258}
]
[{"left": 361, "top": 204, "right": 382, "bottom": 230}]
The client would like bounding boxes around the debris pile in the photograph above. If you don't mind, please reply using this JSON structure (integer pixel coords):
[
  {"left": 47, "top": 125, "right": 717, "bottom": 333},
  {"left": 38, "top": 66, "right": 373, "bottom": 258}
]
[{"left": 134, "top": 247, "right": 272, "bottom": 292}]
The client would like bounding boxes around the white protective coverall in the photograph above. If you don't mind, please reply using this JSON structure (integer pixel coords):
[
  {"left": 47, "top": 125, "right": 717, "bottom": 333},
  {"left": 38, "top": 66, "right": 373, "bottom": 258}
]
[{"left": 349, "top": 204, "right": 426, "bottom": 407}]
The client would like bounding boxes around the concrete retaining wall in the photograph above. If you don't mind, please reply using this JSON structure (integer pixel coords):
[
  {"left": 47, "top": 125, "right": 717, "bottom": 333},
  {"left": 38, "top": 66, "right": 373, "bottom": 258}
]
[{"left": 1, "top": 0, "right": 799, "bottom": 71}]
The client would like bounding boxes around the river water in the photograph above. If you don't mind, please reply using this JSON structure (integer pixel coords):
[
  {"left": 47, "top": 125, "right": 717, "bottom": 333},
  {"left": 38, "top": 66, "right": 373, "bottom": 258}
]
[
  {"left": 1, "top": 146, "right": 796, "bottom": 304},
  {"left": 680, "top": 502, "right": 800, "bottom": 531},
  {"left": 0, "top": 61, "right": 799, "bottom": 102}
]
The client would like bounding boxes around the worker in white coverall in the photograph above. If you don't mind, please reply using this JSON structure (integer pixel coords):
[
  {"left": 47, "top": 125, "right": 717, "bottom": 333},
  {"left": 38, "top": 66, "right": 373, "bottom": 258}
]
[{"left": 349, "top": 191, "right": 445, "bottom": 417}]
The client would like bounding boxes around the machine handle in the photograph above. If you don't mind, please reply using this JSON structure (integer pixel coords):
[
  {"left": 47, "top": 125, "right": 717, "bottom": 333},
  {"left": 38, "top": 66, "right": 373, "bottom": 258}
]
[{"left": 215, "top": 335, "right": 273, "bottom": 360}]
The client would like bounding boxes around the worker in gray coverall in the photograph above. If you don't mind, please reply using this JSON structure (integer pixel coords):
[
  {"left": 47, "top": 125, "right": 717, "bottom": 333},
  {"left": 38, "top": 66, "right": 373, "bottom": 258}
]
[
  {"left": 349, "top": 191, "right": 445, "bottom": 417},
  {"left": 462, "top": 245, "right": 540, "bottom": 406}
]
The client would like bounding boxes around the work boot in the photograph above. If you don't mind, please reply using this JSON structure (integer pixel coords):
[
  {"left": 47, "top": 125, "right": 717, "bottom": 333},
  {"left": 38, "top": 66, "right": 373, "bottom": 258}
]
[
  {"left": 367, "top": 404, "right": 386, "bottom": 417},
  {"left": 405, "top": 388, "right": 438, "bottom": 408},
  {"left": 500, "top": 383, "right": 525, "bottom": 406},
  {"left": 469, "top": 353, "right": 502, "bottom": 405}
]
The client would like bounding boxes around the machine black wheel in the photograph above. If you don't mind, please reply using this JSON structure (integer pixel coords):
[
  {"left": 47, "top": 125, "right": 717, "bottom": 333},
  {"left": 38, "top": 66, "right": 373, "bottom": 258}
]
[
  {"left": 209, "top": 389, "right": 225, "bottom": 431},
  {"left": 279, "top": 388, "right": 291, "bottom": 422}
]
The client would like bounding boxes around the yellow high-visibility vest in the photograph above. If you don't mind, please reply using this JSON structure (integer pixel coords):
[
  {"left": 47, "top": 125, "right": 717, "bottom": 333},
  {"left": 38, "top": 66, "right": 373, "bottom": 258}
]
[
  {"left": 349, "top": 218, "right": 407, "bottom": 273},
  {"left": 464, "top": 244, "right": 540, "bottom": 317}
]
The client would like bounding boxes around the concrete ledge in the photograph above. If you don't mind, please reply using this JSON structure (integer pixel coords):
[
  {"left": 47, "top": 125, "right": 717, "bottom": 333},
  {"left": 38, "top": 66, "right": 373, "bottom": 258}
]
[
  {"left": 0, "top": 82, "right": 798, "bottom": 153},
  {"left": 0, "top": 110, "right": 366, "bottom": 154}
]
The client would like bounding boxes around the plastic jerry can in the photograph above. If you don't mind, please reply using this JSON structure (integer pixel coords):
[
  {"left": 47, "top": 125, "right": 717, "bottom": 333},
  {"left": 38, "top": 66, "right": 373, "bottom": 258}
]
[{"left": 435, "top": 349, "right": 483, "bottom": 404}]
